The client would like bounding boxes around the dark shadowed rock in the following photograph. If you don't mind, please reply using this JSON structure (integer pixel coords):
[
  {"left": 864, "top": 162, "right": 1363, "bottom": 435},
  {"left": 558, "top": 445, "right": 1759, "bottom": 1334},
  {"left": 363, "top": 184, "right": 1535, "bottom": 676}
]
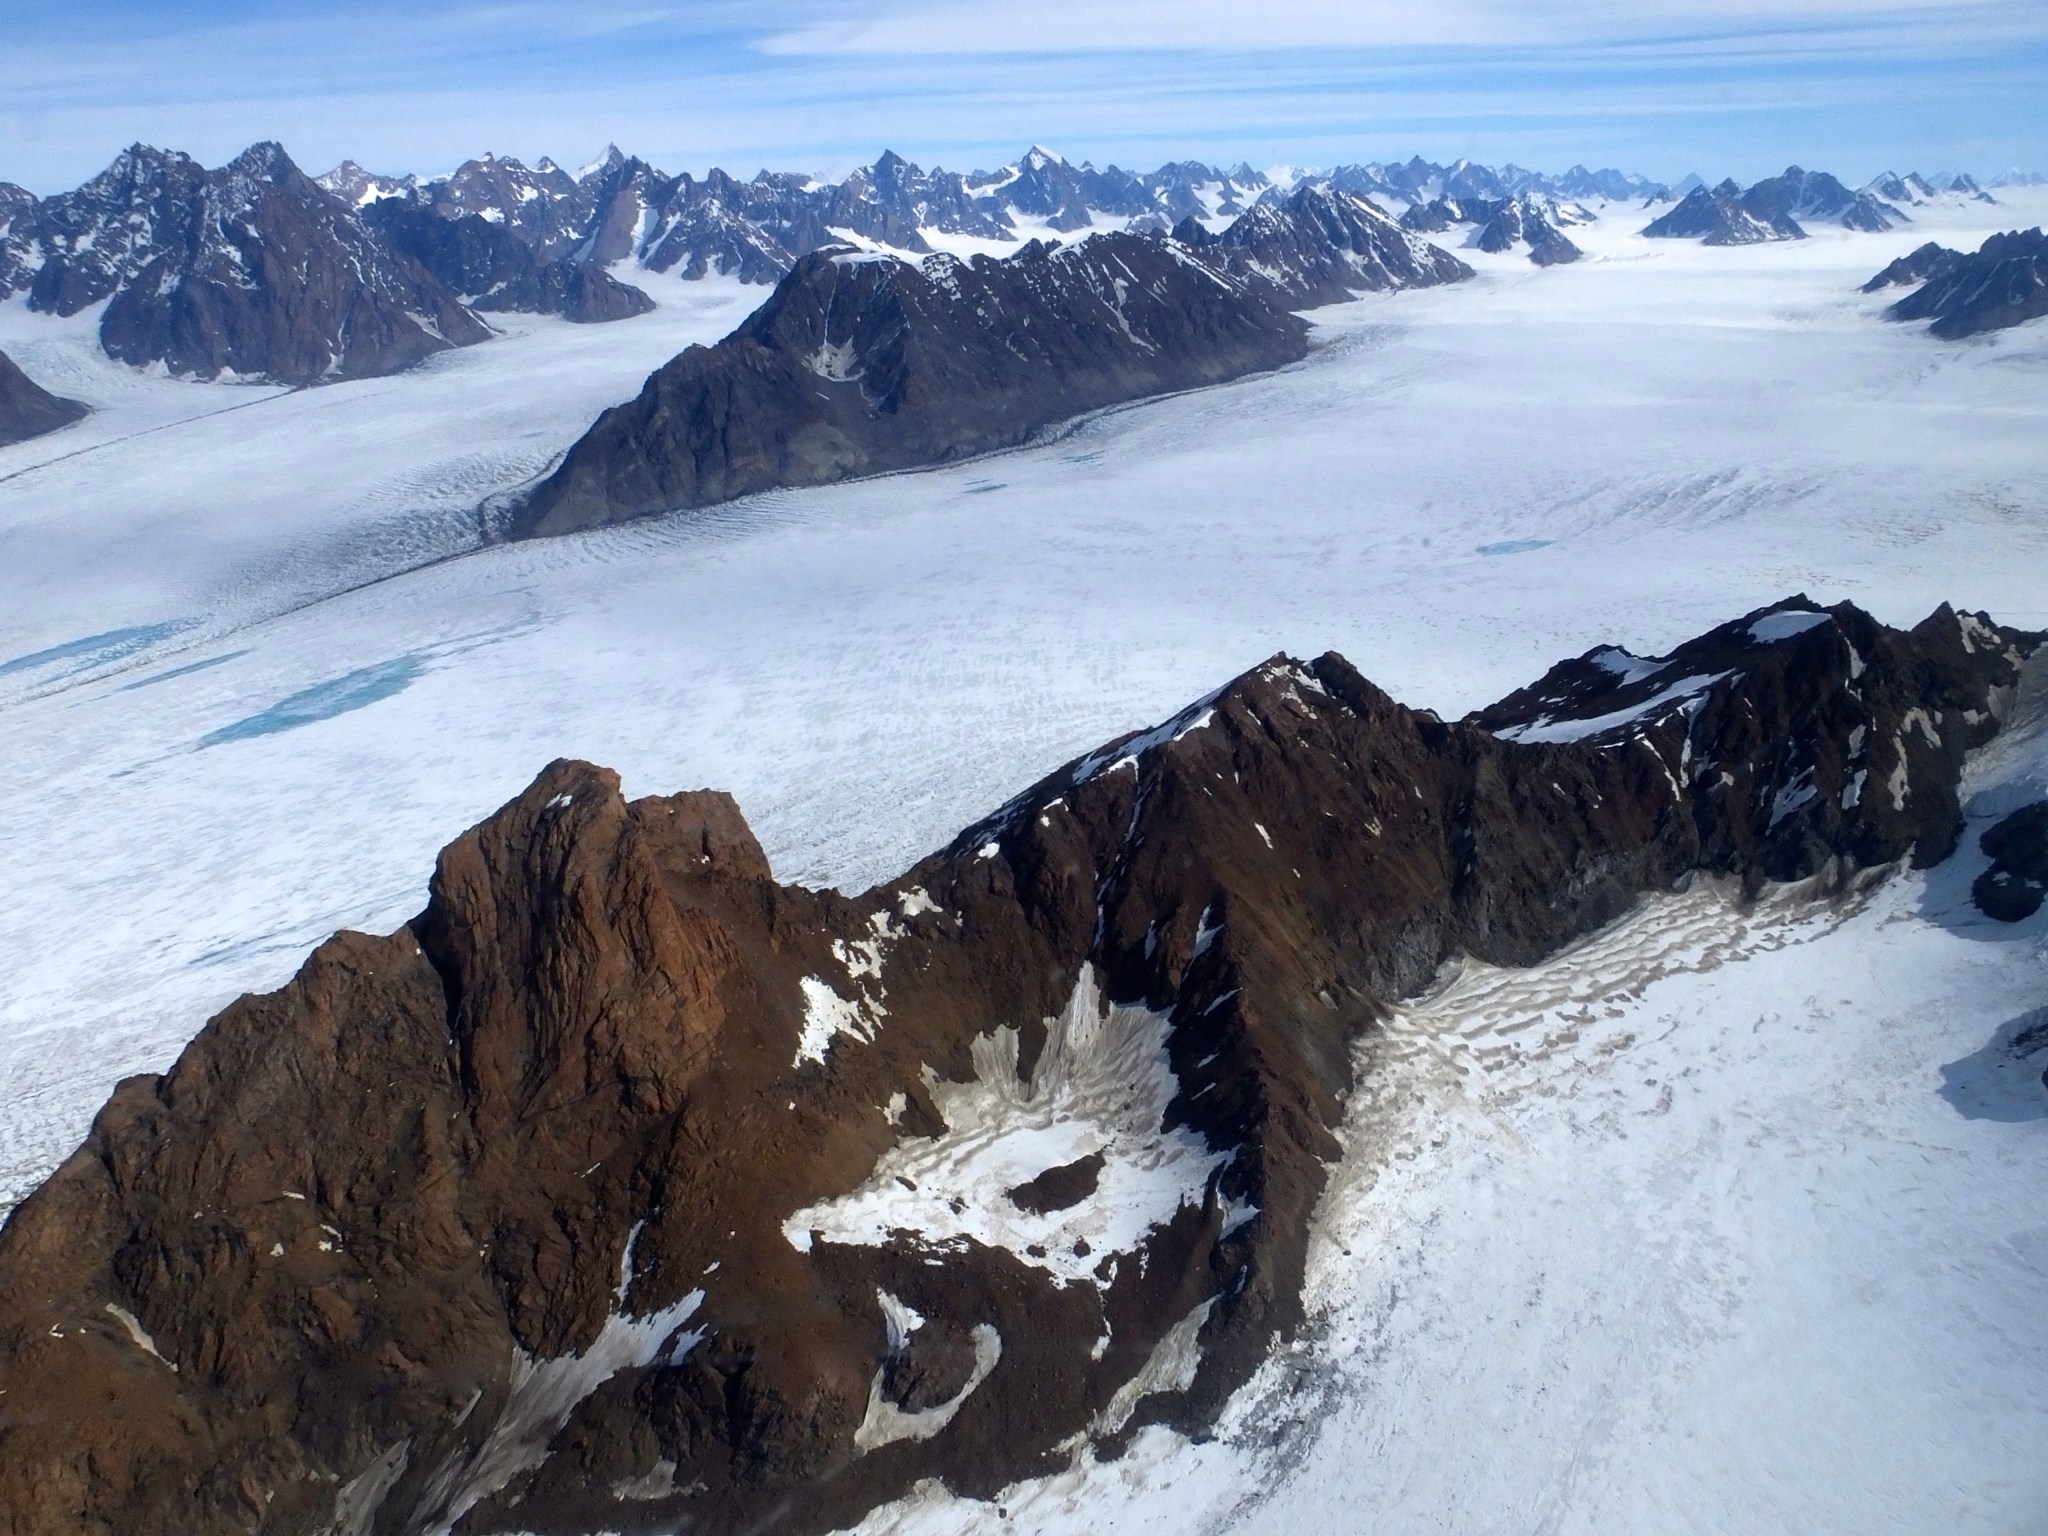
[
  {"left": 1885, "top": 228, "right": 2048, "bottom": 338},
  {"left": 363, "top": 200, "right": 654, "bottom": 323},
  {"left": 0, "top": 347, "right": 88, "bottom": 447},
  {"left": 1644, "top": 178, "right": 1804, "bottom": 244},
  {"left": 1741, "top": 166, "right": 1903, "bottom": 233},
  {"left": 10, "top": 141, "right": 493, "bottom": 384},
  {"left": 505, "top": 234, "right": 1311, "bottom": 537},
  {"left": 1008, "top": 1153, "right": 1106, "bottom": 1214},
  {"left": 1974, "top": 803, "right": 2048, "bottom": 921},
  {"left": 0, "top": 597, "right": 2033, "bottom": 1536},
  {"left": 1862, "top": 241, "right": 1962, "bottom": 292},
  {"left": 427, "top": 153, "right": 597, "bottom": 261}
]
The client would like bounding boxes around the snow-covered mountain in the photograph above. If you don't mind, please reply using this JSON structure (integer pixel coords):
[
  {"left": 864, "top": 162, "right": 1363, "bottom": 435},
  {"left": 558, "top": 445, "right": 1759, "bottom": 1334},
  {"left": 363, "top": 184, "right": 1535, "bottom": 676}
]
[
  {"left": 309, "top": 145, "right": 1664, "bottom": 287},
  {"left": 1171, "top": 184, "right": 1474, "bottom": 304},
  {"left": 1864, "top": 170, "right": 1998, "bottom": 208}
]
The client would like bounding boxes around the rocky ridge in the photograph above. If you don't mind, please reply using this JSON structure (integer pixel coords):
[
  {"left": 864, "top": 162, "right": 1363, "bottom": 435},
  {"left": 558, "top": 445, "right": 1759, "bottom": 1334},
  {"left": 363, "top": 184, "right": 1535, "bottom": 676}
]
[
  {"left": 1862, "top": 241, "right": 1963, "bottom": 292},
  {"left": 507, "top": 200, "right": 1473, "bottom": 538},
  {"left": 504, "top": 233, "right": 1318, "bottom": 538},
  {"left": 1882, "top": 227, "right": 2048, "bottom": 338},
  {"left": 0, "top": 596, "right": 2034, "bottom": 1536},
  {"left": 0, "top": 346, "right": 89, "bottom": 447},
  {"left": 1169, "top": 184, "right": 1474, "bottom": 305}
]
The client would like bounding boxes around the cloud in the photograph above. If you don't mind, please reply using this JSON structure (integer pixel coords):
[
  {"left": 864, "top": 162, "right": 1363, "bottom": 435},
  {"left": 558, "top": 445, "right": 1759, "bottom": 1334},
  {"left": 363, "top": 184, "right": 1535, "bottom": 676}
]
[
  {"left": 0, "top": 0, "right": 2040, "bottom": 192},
  {"left": 761, "top": 0, "right": 2048, "bottom": 54}
]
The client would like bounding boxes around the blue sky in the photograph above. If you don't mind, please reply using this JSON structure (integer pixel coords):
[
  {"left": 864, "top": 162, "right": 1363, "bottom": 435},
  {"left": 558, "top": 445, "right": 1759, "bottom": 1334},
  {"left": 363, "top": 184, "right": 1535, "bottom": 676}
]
[{"left": 2, "top": 0, "right": 2044, "bottom": 192}]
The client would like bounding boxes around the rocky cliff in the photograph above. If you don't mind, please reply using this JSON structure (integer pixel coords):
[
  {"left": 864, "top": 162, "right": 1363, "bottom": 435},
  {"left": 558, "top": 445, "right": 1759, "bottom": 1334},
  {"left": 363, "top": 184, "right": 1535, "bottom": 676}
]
[
  {"left": 0, "top": 596, "right": 2034, "bottom": 1536},
  {"left": 0, "top": 347, "right": 88, "bottom": 447},
  {"left": 503, "top": 233, "right": 1314, "bottom": 538}
]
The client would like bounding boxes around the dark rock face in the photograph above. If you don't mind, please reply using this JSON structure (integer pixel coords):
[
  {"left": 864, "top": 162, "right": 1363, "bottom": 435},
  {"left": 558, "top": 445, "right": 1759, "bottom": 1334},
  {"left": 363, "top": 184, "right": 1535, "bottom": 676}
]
[
  {"left": 1974, "top": 803, "right": 2048, "bottom": 921},
  {"left": 1171, "top": 185, "right": 1473, "bottom": 307},
  {"left": 1, "top": 142, "right": 492, "bottom": 385},
  {"left": 0, "top": 346, "right": 89, "bottom": 447},
  {"left": 1007, "top": 1153, "right": 1105, "bottom": 1214},
  {"left": 1862, "top": 241, "right": 1962, "bottom": 293},
  {"left": 363, "top": 201, "right": 654, "bottom": 324},
  {"left": 94, "top": 144, "right": 491, "bottom": 385},
  {"left": 4, "top": 144, "right": 214, "bottom": 314},
  {"left": 1471, "top": 195, "right": 1588, "bottom": 265},
  {"left": 1644, "top": 178, "right": 1804, "bottom": 244},
  {"left": 426, "top": 153, "right": 598, "bottom": 261},
  {"left": 506, "top": 234, "right": 1313, "bottom": 538},
  {"left": 1741, "top": 166, "right": 1904, "bottom": 233},
  {"left": 1885, "top": 228, "right": 2048, "bottom": 338},
  {"left": 0, "top": 597, "right": 2031, "bottom": 1536}
]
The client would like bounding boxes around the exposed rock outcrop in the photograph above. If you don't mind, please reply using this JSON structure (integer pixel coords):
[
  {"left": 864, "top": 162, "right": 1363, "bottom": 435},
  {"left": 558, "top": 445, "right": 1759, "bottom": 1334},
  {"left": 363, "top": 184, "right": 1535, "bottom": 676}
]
[
  {"left": 1172, "top": 185, "right": 1473, "bottom": 305},
  {"left": 1, "top": 142, "right": 491, "bottom": 384},
  {"left": 0, "top": 596, "right": 2034, "bottom": 1536},
  {"left": 0, "top": 347, "right": 88, "bottom": 447},
  {"left": 1884, "top": 227, "right": 2048, "bottom": 338},
  {"left": 1740, "top": 165, "right": 1904, "bottom": 233},
  {"left": 1643, "top": 177, "right": 1806, "bottom": 244},
  {"left": 1862, "top": 241, "right": 1963, "bottom": 292},
  {"left": 1974, "top": 803, "right": 2048, "bottom": 920},
  {"left": 504, "top": 233, "right": 1314, "bottom": 538},
  {"left": 1645, "top": 165, "right": 1910, "bottom": 246},
  {"left": 362, "top": 201, "right": 655, "bottom": 324}
]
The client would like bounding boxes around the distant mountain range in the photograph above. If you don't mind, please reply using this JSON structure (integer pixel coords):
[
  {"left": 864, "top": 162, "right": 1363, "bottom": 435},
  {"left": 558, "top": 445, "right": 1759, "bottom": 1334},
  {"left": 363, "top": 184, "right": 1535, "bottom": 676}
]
[
  {"left": 1640, "top": 165, "right": 1992, "bottom": 246},
  {"left": 0, "top": 141, "right": 2036, "bottom": 401},
  {"left": 0, "top": 143, "right": 1667, "bottom": 389}
]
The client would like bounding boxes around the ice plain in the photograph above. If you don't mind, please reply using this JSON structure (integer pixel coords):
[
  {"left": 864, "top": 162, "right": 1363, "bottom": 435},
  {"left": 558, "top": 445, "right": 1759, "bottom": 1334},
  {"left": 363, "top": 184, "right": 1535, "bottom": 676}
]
[{"left": 1, "top": 190, "right": 2045, "bottom": 1533}]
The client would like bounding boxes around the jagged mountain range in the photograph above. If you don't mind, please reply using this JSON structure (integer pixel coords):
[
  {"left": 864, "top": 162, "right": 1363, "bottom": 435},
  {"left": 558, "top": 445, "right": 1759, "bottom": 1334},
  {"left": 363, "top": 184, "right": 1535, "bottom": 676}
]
[
  {"left": 1399, "top": 191, "right": 1592, "bottom": 265},
  {"left": 0, "top": 141, "right": 1633, "bottom": 388},
  {"left": 0, "top": 139, "right": 2030, "bottom": 396},
  {"left": 0, "top": 595, "right": 2033, "bottom": 1536},
  {"left": 1644, "top": 165, "right": 1998, "bottom": 247}
]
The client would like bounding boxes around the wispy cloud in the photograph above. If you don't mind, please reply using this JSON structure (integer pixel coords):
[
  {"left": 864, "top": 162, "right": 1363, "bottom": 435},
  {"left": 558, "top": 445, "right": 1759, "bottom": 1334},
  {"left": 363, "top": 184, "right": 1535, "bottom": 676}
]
[
  {"left": 0, "top": 0, "right": 2040, "bottom": 192},
  {"left": 762, "top": 0, "right": 2048, "bottom": 56}
]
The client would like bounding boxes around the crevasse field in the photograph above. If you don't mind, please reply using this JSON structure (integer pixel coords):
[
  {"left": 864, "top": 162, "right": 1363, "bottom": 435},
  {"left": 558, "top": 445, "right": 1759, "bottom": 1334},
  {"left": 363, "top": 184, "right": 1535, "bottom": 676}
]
[{"left": 2, "top": 192, "right": 2045, "bottom": 1534}]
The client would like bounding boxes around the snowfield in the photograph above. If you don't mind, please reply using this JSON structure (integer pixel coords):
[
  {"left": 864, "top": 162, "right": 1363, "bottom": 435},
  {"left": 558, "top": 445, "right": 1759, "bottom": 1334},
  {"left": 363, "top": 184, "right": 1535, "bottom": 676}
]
[{"left": 1, "top": 188, "right": 2045, "bottom": 1533}]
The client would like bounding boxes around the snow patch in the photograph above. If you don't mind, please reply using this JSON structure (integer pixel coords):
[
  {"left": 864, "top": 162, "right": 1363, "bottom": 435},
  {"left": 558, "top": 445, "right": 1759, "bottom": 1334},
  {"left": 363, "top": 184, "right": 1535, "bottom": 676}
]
[{"left": 783, "top": 965, "right": 1223, "bottom": 1284}]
